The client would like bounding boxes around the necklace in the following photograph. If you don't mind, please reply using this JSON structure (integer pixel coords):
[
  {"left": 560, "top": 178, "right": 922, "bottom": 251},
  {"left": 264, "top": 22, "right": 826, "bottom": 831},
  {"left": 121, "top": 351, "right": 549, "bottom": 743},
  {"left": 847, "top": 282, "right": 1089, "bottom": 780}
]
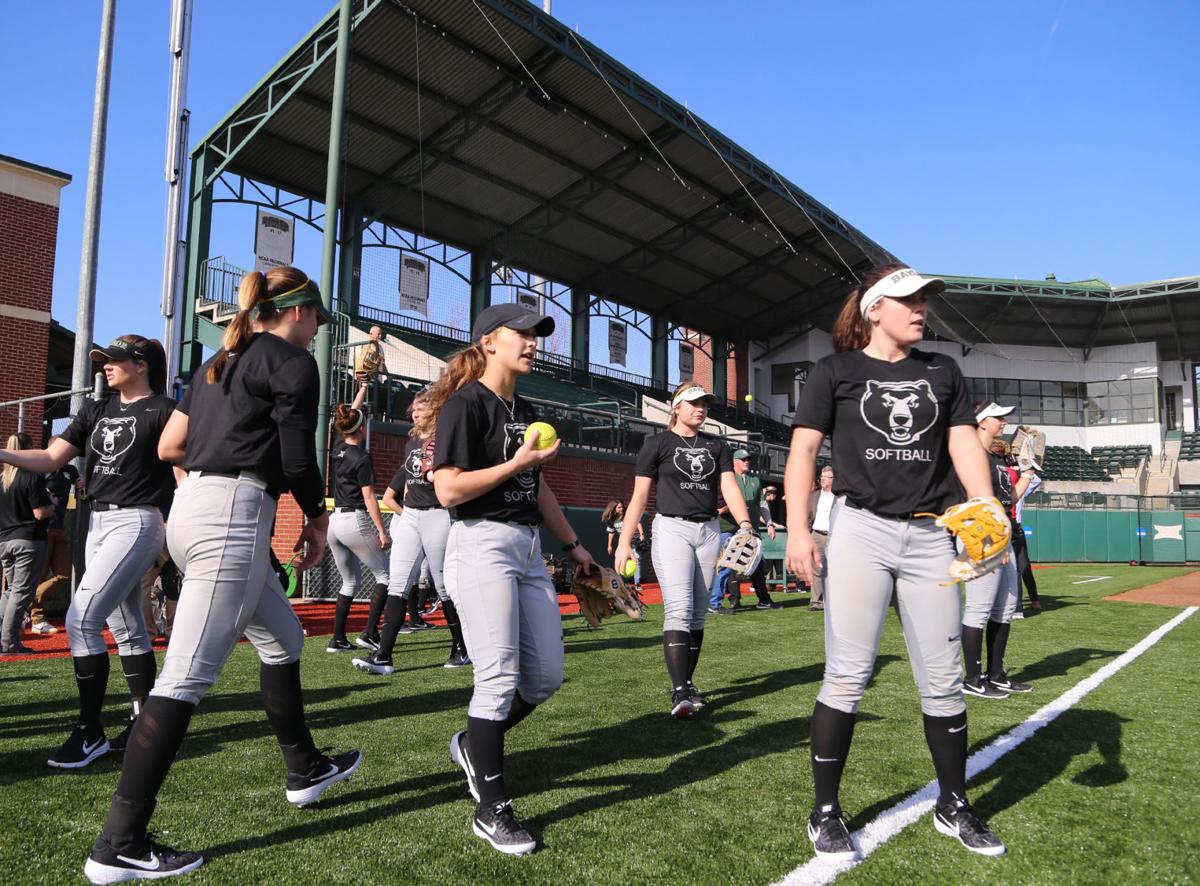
[
  {"left": 492, "top": 390, "right": 516, "bottom": 422},
  {"left": 672, "top": 429, "right": 699, "bottom": 448}
]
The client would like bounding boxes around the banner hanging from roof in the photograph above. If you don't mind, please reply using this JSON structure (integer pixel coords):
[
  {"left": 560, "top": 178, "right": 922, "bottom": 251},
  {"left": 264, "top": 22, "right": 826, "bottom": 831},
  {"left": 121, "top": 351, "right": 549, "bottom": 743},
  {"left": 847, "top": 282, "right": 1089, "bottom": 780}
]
[
  {"left": 253, "top": 209, "right": 293, "bottom": 273},
  {"left": 399, "top": 254, "right": 430, "bottom": 315},
  {"left": 608, "top": 319, "right": 627, "bottom": 366}
]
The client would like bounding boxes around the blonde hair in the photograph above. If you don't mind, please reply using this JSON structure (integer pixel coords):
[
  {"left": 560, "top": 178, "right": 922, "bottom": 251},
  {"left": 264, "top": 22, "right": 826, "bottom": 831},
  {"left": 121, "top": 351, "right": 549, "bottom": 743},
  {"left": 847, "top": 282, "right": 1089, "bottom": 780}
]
[
  {"left": 422, "top": 344, "right": 488, "bottom": 435},
  {"left": 668, "top": 381, "right": 709, "bottom": 431},
  {"left": 408, "top": 391, "right": 433, "bottom": 440},
  {"left": 2, "top": 433, "right": 32, "bottom": 492},
  {"left": 207, "top": 266, "right": 315, "bottom": 383}
]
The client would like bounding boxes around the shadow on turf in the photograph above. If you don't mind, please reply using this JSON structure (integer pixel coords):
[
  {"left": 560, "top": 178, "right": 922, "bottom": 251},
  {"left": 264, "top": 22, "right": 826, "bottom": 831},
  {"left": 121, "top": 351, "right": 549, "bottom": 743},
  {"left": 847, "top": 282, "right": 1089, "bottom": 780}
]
[{"left": 1012, "top": 646, "right": 1120, "bottom": 683}]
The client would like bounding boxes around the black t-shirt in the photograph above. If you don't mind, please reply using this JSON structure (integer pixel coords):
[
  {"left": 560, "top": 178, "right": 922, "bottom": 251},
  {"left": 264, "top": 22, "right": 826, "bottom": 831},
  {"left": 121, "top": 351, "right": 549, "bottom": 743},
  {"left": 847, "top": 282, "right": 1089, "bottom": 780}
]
[
  {"left": 635, "top": 431, "right": 732, "bottom": 521},
  {"left": 433, "top": 380, "right": 541, "bottom": 524},
  {"left": 792, "top": 348, "right": 975, "bottom": 515},
  {"left": 181, "top": 333, "right": 326, "bottom": 519},
  {"left": 59, "top": 394, "right": 177, "bottom": 508},
  {"left": 989, "top": 451, "right": 1015, "bottom": 511},
  {"left": 330, "top": 441, "right": 374, "bottom": 508},
  {"left": 0, "top": 471, "right": 51, "bottom": 541},
  {"left": 47, "top": 464, "right": 79, "bottom": 529},
  {"left": 390, "top": 436, "right": 440, "bottom": 509}
]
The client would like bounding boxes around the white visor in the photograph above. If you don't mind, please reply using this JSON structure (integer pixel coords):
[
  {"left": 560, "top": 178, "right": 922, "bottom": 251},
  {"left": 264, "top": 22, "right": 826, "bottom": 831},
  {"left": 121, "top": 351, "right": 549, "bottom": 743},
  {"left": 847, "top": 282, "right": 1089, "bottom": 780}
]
[
  {"left": 671, "top": 386, "right": 715, "bottom": 409},
  {"left": 975, "top": 402, "right": 1015, "bottom": 423},
  {"left": 859, "top": 267, "right": 946, "bottom": 317}
]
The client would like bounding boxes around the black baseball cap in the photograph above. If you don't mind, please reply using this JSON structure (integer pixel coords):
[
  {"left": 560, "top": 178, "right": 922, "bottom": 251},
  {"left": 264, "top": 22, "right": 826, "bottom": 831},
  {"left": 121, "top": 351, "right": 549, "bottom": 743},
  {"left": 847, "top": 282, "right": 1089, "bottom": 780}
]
[
  {"left": 471, "top": 303, "right": 554, "bottom": 343},
  {"left": 91, "top": 336, "right": 151, "bottom": 363}
]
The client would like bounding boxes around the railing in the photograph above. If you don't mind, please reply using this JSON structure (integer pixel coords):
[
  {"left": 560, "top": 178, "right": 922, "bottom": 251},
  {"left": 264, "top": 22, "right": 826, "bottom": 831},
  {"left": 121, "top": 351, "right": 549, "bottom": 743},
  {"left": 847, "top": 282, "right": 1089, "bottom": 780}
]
[
  {"left": 199, "top": 256, "right": 244, "bottom": 307},
  {"left": 0, "top": 373, "right": 106, "bottom": 432}
]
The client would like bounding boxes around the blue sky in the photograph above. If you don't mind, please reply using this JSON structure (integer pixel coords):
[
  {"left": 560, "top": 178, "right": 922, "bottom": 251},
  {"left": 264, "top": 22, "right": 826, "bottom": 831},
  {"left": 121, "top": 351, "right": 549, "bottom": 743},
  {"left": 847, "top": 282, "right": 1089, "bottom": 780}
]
[{"left": 2, "top": 1, "right": 1197, "bottom": 364}]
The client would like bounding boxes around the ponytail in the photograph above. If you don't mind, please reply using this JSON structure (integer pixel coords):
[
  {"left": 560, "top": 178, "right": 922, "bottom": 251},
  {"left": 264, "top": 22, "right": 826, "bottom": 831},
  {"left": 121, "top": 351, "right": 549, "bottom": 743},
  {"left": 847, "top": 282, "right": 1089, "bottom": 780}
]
[
  {"left": 333, "top": 403, "right": 365, "bottom": 436},
  {"left": 2, "top": 433, "right": 32, "bottom": 492},
  {"left": 206, "top": 266, "right": 311, "bottom": 383},
  {"left": 831, "top": 263, "right": 908, "bottom": 353},
  {"left": 422, "top": 344, "right": 488, "bottom": 432}
]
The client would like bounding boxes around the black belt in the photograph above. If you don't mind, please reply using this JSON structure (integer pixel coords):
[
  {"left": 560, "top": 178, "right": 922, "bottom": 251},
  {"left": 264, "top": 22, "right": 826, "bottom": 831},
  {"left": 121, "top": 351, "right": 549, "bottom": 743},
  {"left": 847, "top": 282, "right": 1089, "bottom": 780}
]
[
  {"left": 90, "top": 501, "right": 139, "bottom": 512},
  {"left": 507, "top": 520, "right": 540, "bottom": 529},
  {"left": 405, "top": 504, "right": 438, "bottom": 511},
  {"left": 195, "top": 471, "right": 279, "bottom": 500},
  {"left": 661, "top": 514, "right": 713, "bottom": 523},
  {"left": 336, "top": 507, "right": 363, "bottom": 513},
  {"left": 844, "top": 500, "right": 935, "bottom": 522},
  {"left": 813, "top": 529, "right": 828, "bottom": 536}
]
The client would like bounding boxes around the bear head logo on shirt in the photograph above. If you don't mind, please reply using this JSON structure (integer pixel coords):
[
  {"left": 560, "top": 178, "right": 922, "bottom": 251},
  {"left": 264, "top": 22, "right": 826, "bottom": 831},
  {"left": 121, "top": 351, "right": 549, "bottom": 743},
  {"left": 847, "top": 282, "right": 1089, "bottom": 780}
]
[
  {"left": 90, "top": 416, "right": 138, "bottom": 465},
  {"left": 673, "top": 446, "right": 716, "bottom": 482},
  {"left": 407, "top": 440, "right": 435, "bottom": 483},
  {"left": 503, "top": 423, "right": 537, "bottom": 489},
  {"left": 860, "top": 380, "right": 939, "bottom": 446}
]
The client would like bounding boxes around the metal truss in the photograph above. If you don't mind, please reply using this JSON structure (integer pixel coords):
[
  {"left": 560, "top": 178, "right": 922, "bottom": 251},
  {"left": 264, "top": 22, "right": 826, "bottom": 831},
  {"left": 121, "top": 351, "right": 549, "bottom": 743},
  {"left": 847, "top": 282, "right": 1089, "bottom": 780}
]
[
  {"left": 196, "top": 0, "right": 382, "bottom": 190},
  {"left": 590, "top": 298, "right": 653, "bottom": 342},
  {"left": 211, "top": 172, "right": 326, "bottom": 232},
  {"left": 361, "top": 221, "right": 472, "bottom": 285}
]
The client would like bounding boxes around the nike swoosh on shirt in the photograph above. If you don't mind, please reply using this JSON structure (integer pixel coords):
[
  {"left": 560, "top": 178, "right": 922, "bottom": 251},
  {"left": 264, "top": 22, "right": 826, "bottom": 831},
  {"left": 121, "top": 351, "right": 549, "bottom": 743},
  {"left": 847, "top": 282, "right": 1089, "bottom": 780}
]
[{"left": 116, "top": 852, "right": 160, "bottom": 871}]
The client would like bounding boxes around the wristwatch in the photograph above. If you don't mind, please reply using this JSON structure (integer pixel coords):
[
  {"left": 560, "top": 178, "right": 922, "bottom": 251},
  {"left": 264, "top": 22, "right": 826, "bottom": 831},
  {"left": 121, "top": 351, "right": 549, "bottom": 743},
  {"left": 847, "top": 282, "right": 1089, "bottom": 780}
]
[{"left": 562, "top": 538, "right": 581, "bottom": 553}]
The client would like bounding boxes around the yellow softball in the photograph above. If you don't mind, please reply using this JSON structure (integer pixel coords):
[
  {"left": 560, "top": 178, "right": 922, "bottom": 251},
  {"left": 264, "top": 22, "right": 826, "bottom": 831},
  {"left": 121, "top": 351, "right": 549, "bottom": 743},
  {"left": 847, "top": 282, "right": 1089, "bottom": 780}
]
[
  {"left": 524, "top": 421, "right": 558, "bottom": 449},
  {"left": 621, "top": 557, "right": 637, "bottom": 580}
]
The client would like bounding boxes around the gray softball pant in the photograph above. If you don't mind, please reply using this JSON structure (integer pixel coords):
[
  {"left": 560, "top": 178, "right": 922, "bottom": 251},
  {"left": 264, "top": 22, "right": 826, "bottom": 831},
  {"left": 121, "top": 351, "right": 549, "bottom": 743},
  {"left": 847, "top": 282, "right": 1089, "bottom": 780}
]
[
  {"left": 67, "top": 506, "right": 165, "bottom": 657},
  {"left": 651, "top": 515, "right": 720, "bottom": 633},
  {"left": 443, "top": 519, "right": 563, "bottom": 722},
  {"left": 327, "top": 508, "right": 390, "bottom": 598},
  {"left": 0, "top": 538, "right": 47, "bottom": 650},
  {"left": 820, "top": 502, "right": 965, "bottom": 718},
  {"left": 386, "top": 506, "right": 450, "bottom": 601},
  {"left": 151, "top": 472, "right": 304, "bottom": 706},
  {"left": 962, "top": 543, "right": 1018, "bottom": 628}
]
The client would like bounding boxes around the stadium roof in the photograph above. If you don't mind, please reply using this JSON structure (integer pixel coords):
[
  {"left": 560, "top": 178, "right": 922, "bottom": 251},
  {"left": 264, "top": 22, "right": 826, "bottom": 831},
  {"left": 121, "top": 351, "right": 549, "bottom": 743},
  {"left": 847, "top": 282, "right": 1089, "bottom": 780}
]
[
  {"left": 193, "top": 0, "right": 894, "bottom": 341},
  {"left": 929, "top": 274, "right": 1200, "bottom": 363}
]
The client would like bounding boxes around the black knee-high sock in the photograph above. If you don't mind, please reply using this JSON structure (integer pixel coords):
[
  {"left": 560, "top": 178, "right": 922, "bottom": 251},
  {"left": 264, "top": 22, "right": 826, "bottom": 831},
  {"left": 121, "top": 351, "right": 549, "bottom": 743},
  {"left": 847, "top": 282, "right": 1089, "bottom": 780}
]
[
  {"left": 961, "top": 625, "right": 984, "bottom": 684},
  {"left": 407, "top": 590, "right": 424, "bottom": 625},
  {"left": 119, "top": 652, "right": 157, "bottom": 717},
  {"left": 260, "top": 661, "right": 321, "bottom": 773},
  {"left": 663, "top": 630, "right": 691, "bottom": 690},
  {"left": 332, "top": 593, "right": 353, "bottom": 642},
  {"left": 810, "top": 701, "right": 856, "bottom": 810},
  {"left": 923, "top": 711, "right": 968, "bottom": 804},
  {"left": 74, "top": 652, "right": 110, "bottom": 731},
  {"left": 443, "top": 598, "right": 466, "bottom": 654},
  {"left": 687, "top": 629, "right": 704, "bottom": 683},
  {"left": 376, "top": 595, "right": 407, "bottom": 659},
  {"left": 467, "top": 716, "right": 507, "bottom": 807},
  {"left": 503, "top": 693, "right": 536, "bottom": 732},
  {"left": 105, "top": 695, "right": 195, "bottom": 847},
  {"left": 986, "top": 620, "right": 1011, "bottom": 680},
  {"left": 363, "top": 583, "right": 387, "bottom": 638}
]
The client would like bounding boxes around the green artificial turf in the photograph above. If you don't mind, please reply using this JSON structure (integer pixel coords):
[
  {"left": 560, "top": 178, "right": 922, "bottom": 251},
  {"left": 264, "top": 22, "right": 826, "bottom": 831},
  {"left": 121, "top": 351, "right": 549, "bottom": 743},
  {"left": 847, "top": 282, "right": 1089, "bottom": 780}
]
[{"left": 0, "top": 565, "right": 1196, "bottom": 884}]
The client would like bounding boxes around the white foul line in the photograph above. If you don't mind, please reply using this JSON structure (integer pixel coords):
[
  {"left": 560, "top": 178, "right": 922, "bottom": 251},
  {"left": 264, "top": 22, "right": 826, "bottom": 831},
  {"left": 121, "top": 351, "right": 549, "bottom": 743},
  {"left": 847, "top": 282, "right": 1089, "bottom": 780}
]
[
  {"left": 1070, "top": 576, "right": 1112, "bottom": 585},
  {"left": 774, "top": 606, "right": 1199, "bottom": 886}
]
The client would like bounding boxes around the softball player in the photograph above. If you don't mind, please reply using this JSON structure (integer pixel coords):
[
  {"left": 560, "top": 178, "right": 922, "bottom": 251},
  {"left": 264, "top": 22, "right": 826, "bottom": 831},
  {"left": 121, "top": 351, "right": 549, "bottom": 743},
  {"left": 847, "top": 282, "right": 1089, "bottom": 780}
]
[
  {"left": 963, "top": 402, "right": 1033, "bottom": 697},
  {"left": 786, "top": 265, "right": 1006, "bottom": 859},
  {"left": 355, "top": 392, "right": 468, "bottom": 674},
  {"left": 84, "top": 267, "right": 360, "bottom": 884},
  {"left": 325, "top": 381, "right": 391, "bottom": 653},
  {"left": 0, "top": 336, "right": 175, "bottom": 769},
  {"left": 0, "top": 434, "right": 53, "bottom": 656},
  {"left": 430, "top": 302, "right": 596, "bottom": 856},
  {"left": 613, "top": 381, "right": 753, "bottom": 719}
]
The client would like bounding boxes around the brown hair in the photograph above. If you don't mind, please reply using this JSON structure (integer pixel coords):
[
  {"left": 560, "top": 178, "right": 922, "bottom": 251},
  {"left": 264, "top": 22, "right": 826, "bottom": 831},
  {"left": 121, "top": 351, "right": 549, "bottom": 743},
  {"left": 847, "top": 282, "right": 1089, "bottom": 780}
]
[
  {"left": 207, "top": 266, "right": 314, "bottom": 383},
  {"left": 601, "top": 500, "right": 622, "bottom": 524},
  {"left": 422, "top": 344, "right": 488, "bottom": 434},
  {"left": 332, "top": 404, "right": 365, "bottom": 437},
  {"left": 113, "top": 334, "right": 168, "bottom": 395},
  {"left": 409, "top": 390, "right": 433, "bottom": 440},
  {"left": 831, "top": 262, "right": 909, "bottom": 353},
  {"left": 667, "top": 381, "right": 710, "bottom": 430},
  {"left": 2, "top": 433, "right": 33, "bottom": 491}
]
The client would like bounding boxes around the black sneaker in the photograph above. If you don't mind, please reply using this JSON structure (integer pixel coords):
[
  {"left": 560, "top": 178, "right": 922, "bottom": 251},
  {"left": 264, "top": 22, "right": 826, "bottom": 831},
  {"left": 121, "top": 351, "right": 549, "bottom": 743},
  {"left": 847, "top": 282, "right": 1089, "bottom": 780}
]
[
  {"left": 423, "top": 600, "right": 442, "bottom": 616},
  {"left": 352, "top": 654, "right": 394, "bottom": 676},
  {"left": 449, "top": 731, "right": 480, "bottom": 802},
  {"left": 48, "top": 724, "right": 109, "bottom": 769},
  {"left": 806, "top": 804, "right": 860, "bottom": 861},
  {"left": 686, "top": 682, "right": 706, "bottom": 710},
  {"left": 325, "top": 637, "right": 353, "bottom": 653},
  {"left": 707, "top": 606, "right": 734, "bottom": 617},
  {"left": 472, "top": 801, "right": 537, "bottom": 856},
  {"left": 285, "top": 750, "right": 363, "bottom": 807},
  {"left": 354, "top": 633, "right": 380, "bottom": 651},
  {"left": 84, "top": 833, "right": 203, "bottom": 883},
  {"left": 963, "top": 677, "right": 1010, "bottom": 700},
  {"left": 108, "top": 717, "right": 136, "bottom": 753},
  {"left": 756, "top": 601, "right": 783, "bottom": 610},
  {"left": 444, "top": 650, "right": 471, "bottom": 669},
  {"left": 933, "top": 795, "right": 1006, "bottom": 856},
  {"left": 990, "top": 670, "right": 1032, "bottom": 693},
  {"left": 408, "top": 620, "right": 434, "bottom": 632},
  {"left": 670, "top": 687, "right": 694, "bottom": 720}
]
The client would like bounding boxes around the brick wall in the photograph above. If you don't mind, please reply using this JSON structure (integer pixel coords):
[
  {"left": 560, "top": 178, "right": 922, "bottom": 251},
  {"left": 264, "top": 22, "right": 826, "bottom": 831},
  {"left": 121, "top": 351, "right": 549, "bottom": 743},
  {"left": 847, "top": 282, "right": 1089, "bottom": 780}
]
[
  {"left": 681, "top": 329, "right": 739, "bottom": 402},
  {"left": 0, "top": 191, "right": 58, "bottom": 440}
]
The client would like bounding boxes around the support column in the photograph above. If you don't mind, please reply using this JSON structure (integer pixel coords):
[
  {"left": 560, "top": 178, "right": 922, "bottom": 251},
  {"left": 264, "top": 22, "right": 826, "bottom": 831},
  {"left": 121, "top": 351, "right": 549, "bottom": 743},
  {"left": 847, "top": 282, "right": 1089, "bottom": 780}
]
[
  {"left": 470, "top": 248, "right": 492, "bottom": 331},
  {"left": 571, "top": 288, "right": 590, "bottom": 382},
  {"left": 316, "top": 0, "right": 353, "bottom": 475},
  {"left": 178, "top": 149, "right": 212, "bottom": 380},
  {"left": 711, "top": 334, "right": 727, "bottom": 403},
  {"left": 337, "top": 201, "right": 362, "bottom": 318},
  {"left": 651, "top": 316, "right": 669, "bottom": 391}
]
